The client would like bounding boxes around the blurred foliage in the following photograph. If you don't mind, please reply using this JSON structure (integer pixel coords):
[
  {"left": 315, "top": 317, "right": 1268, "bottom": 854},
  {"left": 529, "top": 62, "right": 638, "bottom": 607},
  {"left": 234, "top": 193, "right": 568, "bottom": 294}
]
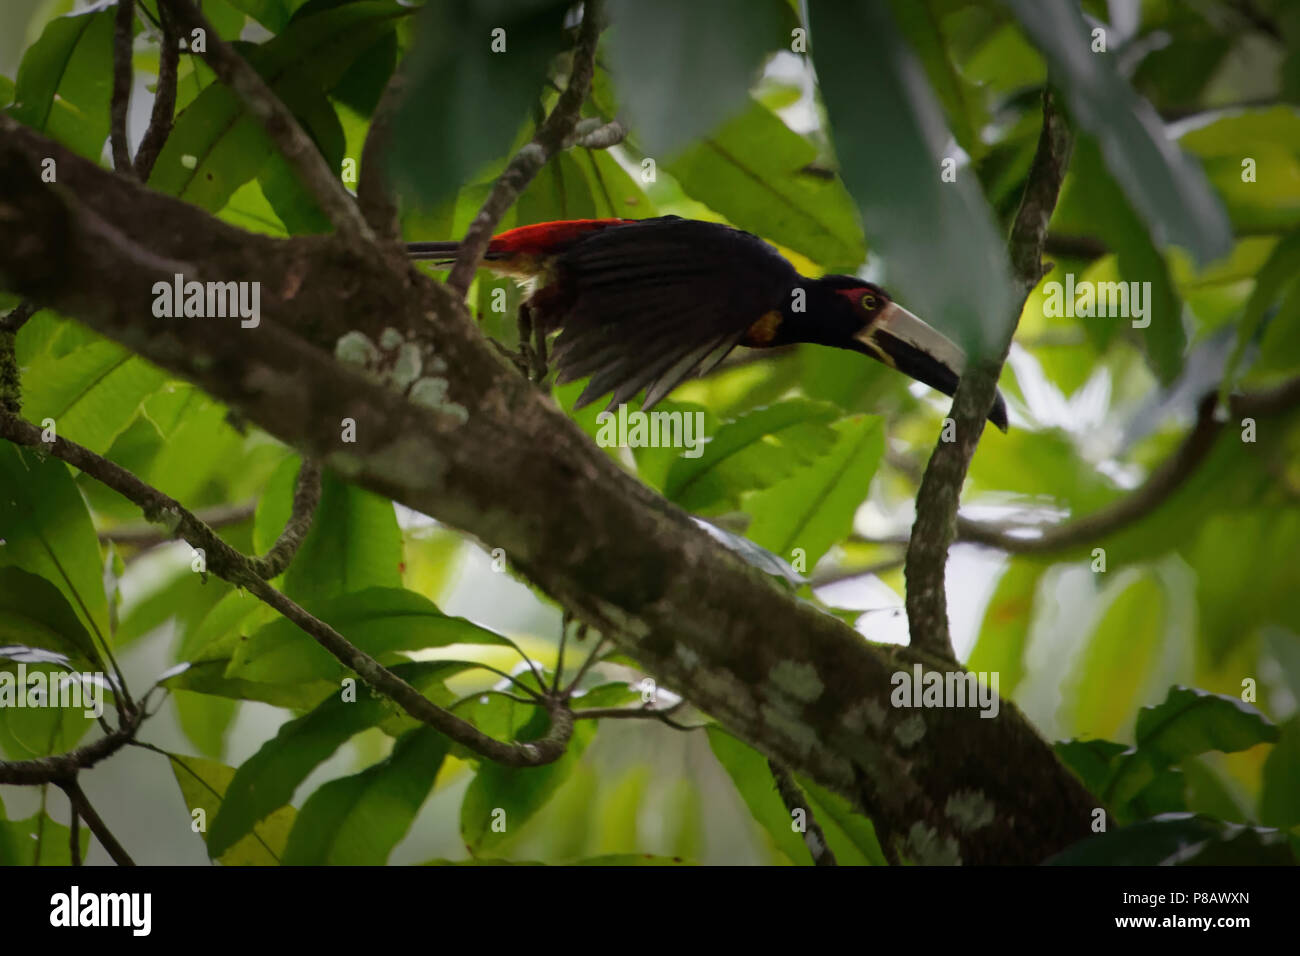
[{"left": 1, "top": 0, "right": 1298, "bottom": 865}]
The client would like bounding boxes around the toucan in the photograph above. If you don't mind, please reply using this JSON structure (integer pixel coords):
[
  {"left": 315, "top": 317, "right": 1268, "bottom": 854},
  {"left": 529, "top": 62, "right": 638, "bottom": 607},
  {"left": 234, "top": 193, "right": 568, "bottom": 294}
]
[{"left": 408, "top": 216, "right": 1008, "bottom": 430}]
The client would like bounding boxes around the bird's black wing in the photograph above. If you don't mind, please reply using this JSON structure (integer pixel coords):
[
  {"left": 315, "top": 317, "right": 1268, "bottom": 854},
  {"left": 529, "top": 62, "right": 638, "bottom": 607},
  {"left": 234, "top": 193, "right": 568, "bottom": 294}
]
[{"left": 549, "top": 217, "right": 797, "bottom": 410}]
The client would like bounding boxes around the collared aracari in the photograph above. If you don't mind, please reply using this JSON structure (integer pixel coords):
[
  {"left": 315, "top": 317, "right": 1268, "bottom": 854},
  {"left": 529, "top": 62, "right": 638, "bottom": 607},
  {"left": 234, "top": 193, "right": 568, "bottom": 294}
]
[{"left": 408, "top": 216, "right": 1008, "bottom": 430}]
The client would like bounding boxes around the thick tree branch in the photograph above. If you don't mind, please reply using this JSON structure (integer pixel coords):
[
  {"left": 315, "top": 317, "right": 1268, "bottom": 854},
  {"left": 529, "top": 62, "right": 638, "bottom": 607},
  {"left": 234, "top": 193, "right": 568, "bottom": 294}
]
[
  {"left": 161, "top": 0, "right": 373, "bottom": 244},
  {"left": 133, "top": 0, "right": 179, "bottom": 181},
  {"left": 447, "top": 0, "right": 603, "bottom": 294},
  {"left": 0, "top": 117, "right": 1098, "bottom": 863},
  {"left": 905, "top": 89, "right": 1073, "bottom": 659}
]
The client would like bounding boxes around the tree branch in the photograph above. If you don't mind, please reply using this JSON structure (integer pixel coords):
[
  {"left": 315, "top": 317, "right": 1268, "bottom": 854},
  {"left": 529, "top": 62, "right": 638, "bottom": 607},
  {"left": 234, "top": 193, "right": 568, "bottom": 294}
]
[
  {"left": 161, "top": 0, "right": 373, "bottom": 244},
  {"left": 56, "top": 777, "right": 135, "bottom": 866},
  {"left": 905, "top": 88, "right": 1073, "bottom": 659},
  {"left": 957, "top": 376, "right": 1300, "bottom": 554},
  {"left": 247, "top": 458, "right": 321, "bottom": 578},
  {"left": 133, "top": 0, "right": 179, "bottom": 181},
  {"left": 110, "top": 0, "right": 135, "bottom": 174},
  {"left": 0, "top": 412, "right": 574, "bottom": 768},
  {"left": 0, "top": 116, "right": 1099, "bottom": 863},
  {"left": 447, "top": 0, "right": 604, "bottom": 294}
]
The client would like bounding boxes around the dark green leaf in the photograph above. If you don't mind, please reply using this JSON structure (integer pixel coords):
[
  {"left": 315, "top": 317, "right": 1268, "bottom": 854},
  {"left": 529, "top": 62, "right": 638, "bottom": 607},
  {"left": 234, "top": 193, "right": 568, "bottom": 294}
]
[
  {"left": 808, "top": 0, "right": 1016, "bottom": 358},
  {"left": 743, "top": 415, "right": 884, "bottom": 571},
  {"left": 605, "top": 0, "right": 793, "bottom": 157},
  {"left": 664, "top": 399, "right": 839, "bottom": 513},
  {"left": 1004, "top": 0, "right": 1231, "bottom": 265},
  {"left": 0, "top": 444, "right": 108, "bottom": 640},
  {"left": 390, "top": 0, "right": 570, "bottom": 205},
  {"left": 1045, "top": 813, "right": 1296, "bottom": 865},
  {"left": 229, "top": 586, "right": 508, "bottom": 684},
  {"left": 665, "top": 100, "right": 865, "bottom": 269},
  {"left": 283, "top": 726, "right": 449, "bottom": 864},
  {"left": 207, "top": 660, "right": 458, "bottom": 857}
]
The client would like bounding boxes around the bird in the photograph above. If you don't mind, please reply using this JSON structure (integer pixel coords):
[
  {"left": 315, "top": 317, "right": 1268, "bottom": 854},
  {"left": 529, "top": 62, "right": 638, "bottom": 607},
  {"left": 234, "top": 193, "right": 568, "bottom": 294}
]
[{"left": 408, "top": 216, "right": 1008, "bottom": 430}]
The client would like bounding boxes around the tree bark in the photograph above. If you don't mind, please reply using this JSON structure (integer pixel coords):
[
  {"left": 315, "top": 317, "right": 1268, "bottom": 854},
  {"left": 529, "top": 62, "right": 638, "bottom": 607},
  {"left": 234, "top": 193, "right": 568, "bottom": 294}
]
[{"left": 0, "top": 118, "right": 1095, "bottom": 863}]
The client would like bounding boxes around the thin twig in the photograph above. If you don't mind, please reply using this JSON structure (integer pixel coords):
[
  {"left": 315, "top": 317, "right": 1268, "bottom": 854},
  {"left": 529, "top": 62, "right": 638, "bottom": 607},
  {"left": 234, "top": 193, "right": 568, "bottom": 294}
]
[
  {"left": 563, "top": 636, "right": 609, "bottom": 699},
  {"left": 111, "top": 0, "right": 135, "bottom": 174},
  {"left": 904, "top": 87, "right": 1073, "bottom": 659},
  {"left": 100, "top": 501, "right": 256, "bottom": 546},
  {"left": 162, "top": 0, "right": 374, "bottom": 243},
  {"left": 57, "top": 778, "right": 135, "bottom": 866},
  {"left": 134, "top": 0, "right": 180, "bottom": 180},
  {"left": 768, "top": 759, "right": 837, "bottom": 866},
  {"left": 447, "top": 0, "right": 605, "bottom": 294},
  {"left": 247, "top": 459, "right": 321, "bottom": 578},
  {"left": 956, "top": 376, "right": 1300, "bottom": 554}
]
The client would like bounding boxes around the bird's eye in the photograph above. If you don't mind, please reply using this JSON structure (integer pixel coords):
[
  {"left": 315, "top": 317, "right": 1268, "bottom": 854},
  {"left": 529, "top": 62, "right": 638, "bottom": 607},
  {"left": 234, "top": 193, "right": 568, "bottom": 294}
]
[{"left": 860, "top": 293, "right": 878, "bottom": 311}]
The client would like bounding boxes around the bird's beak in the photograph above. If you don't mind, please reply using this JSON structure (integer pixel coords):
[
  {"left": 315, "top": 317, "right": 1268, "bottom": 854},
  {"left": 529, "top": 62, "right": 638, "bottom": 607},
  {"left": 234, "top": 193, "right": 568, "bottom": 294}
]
[{"left": 854, "top": 302, "right": 1008, "bottom": 432}]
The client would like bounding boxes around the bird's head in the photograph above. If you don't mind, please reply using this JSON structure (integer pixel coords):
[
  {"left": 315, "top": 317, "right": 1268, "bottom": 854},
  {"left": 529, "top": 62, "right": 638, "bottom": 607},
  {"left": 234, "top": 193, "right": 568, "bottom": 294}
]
[{"left": 799, "top": 276, "right": 1008, "bottom": 432}]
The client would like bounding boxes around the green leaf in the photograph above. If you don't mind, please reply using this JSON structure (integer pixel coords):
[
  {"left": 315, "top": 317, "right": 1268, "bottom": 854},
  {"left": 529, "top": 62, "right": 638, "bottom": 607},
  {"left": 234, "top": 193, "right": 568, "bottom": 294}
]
[
  {"left": 390, "top": 0, "right": 570, "bottom": 205},
  {"left": 226, "top": 0, "right": 293, "bottom": 32},
  {"left": 1062, "top": 140, "right": 1185, "bottom": 383},
  {"left": 796, "top": 774, "right": 886, "bottom": 865},
  {"left": 605, "top": 0, "right": 794, "bottom": 157},
  {"left": 207, "top": 660, "right": 458, "bottom": 857},
  {"left": 230, "top": 586, "right": 508, "bottom": 684},
  {"left": 22, "top": 341, "right": 167, "bottom": 454},
  {"left": 966, "top": 559, "right": 1044, "bottom": 698},
  {"left": 1045, "top": 813, "right": 1297, "bottom": 865},
  {"left": 169, "top": 752, "right": 296, "bottom": 865},
  {"left": 255, "top": 462, "right": 402, "bottom": 609},
  {"left": 665, "top": 100, "right": 865, "bottom": 270},
  {"left": 1260, "top": 717, "right": 1300, "bottom": 829},
  {"left": 460, "top": 710, "right": 596, "bottom": 856},
  {"left": 7, "top": 7, "right": 114, "bottom": 159},
  {"left": 0, "top": 567, "right": 101, "bottom": 668},
  {"left": 1219, "top": 226, "right": 1300, "bottom": 401},
  {"left": 807, "top": 0, "right": 1016, "bottom": 359},
  {"left": 283, "top": 725, "right": 449, "bottom": 864},
  {"left": 743, "top": 415, "right": 884, "bottom": 572},
  {"left": 0, "top": 810, "right": 89, "bottom": 866},
  {"left": 149, "top": 2, "right": 405, "bottom": 212},
  {"left": 1055, "top": 738, "right": 1128, "bottom": 799},
  {"left": 1107, "top": 687, "right": 1279, "bottom": 809},
  {"left": 1004, "top": 0, "right": 1231, "bottom": 266},
  {"left": 665, "top": 400, "right": 839, "bottom": 514},
  {"left": 1068, "top": 572, "right": 1166, "bottom": 742},
  {"left": 0, "top": 444, "right": 108, "bottom": 642},
  {"left": 706, "top": 727, "right": 809, "bottom": 864}
]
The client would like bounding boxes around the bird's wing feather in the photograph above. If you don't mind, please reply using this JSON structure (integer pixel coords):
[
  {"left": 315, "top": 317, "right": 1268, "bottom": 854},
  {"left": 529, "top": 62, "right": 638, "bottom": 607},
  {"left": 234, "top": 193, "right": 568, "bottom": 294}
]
[{"left": 550, "top": 218, "right": 795, "bottom": 409}]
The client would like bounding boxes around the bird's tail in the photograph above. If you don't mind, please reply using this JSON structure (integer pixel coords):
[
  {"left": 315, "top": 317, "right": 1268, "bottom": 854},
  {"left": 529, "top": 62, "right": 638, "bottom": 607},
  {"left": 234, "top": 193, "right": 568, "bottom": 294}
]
[{"left": 405, "top": 240, "right": 513, "bottom": 263}]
